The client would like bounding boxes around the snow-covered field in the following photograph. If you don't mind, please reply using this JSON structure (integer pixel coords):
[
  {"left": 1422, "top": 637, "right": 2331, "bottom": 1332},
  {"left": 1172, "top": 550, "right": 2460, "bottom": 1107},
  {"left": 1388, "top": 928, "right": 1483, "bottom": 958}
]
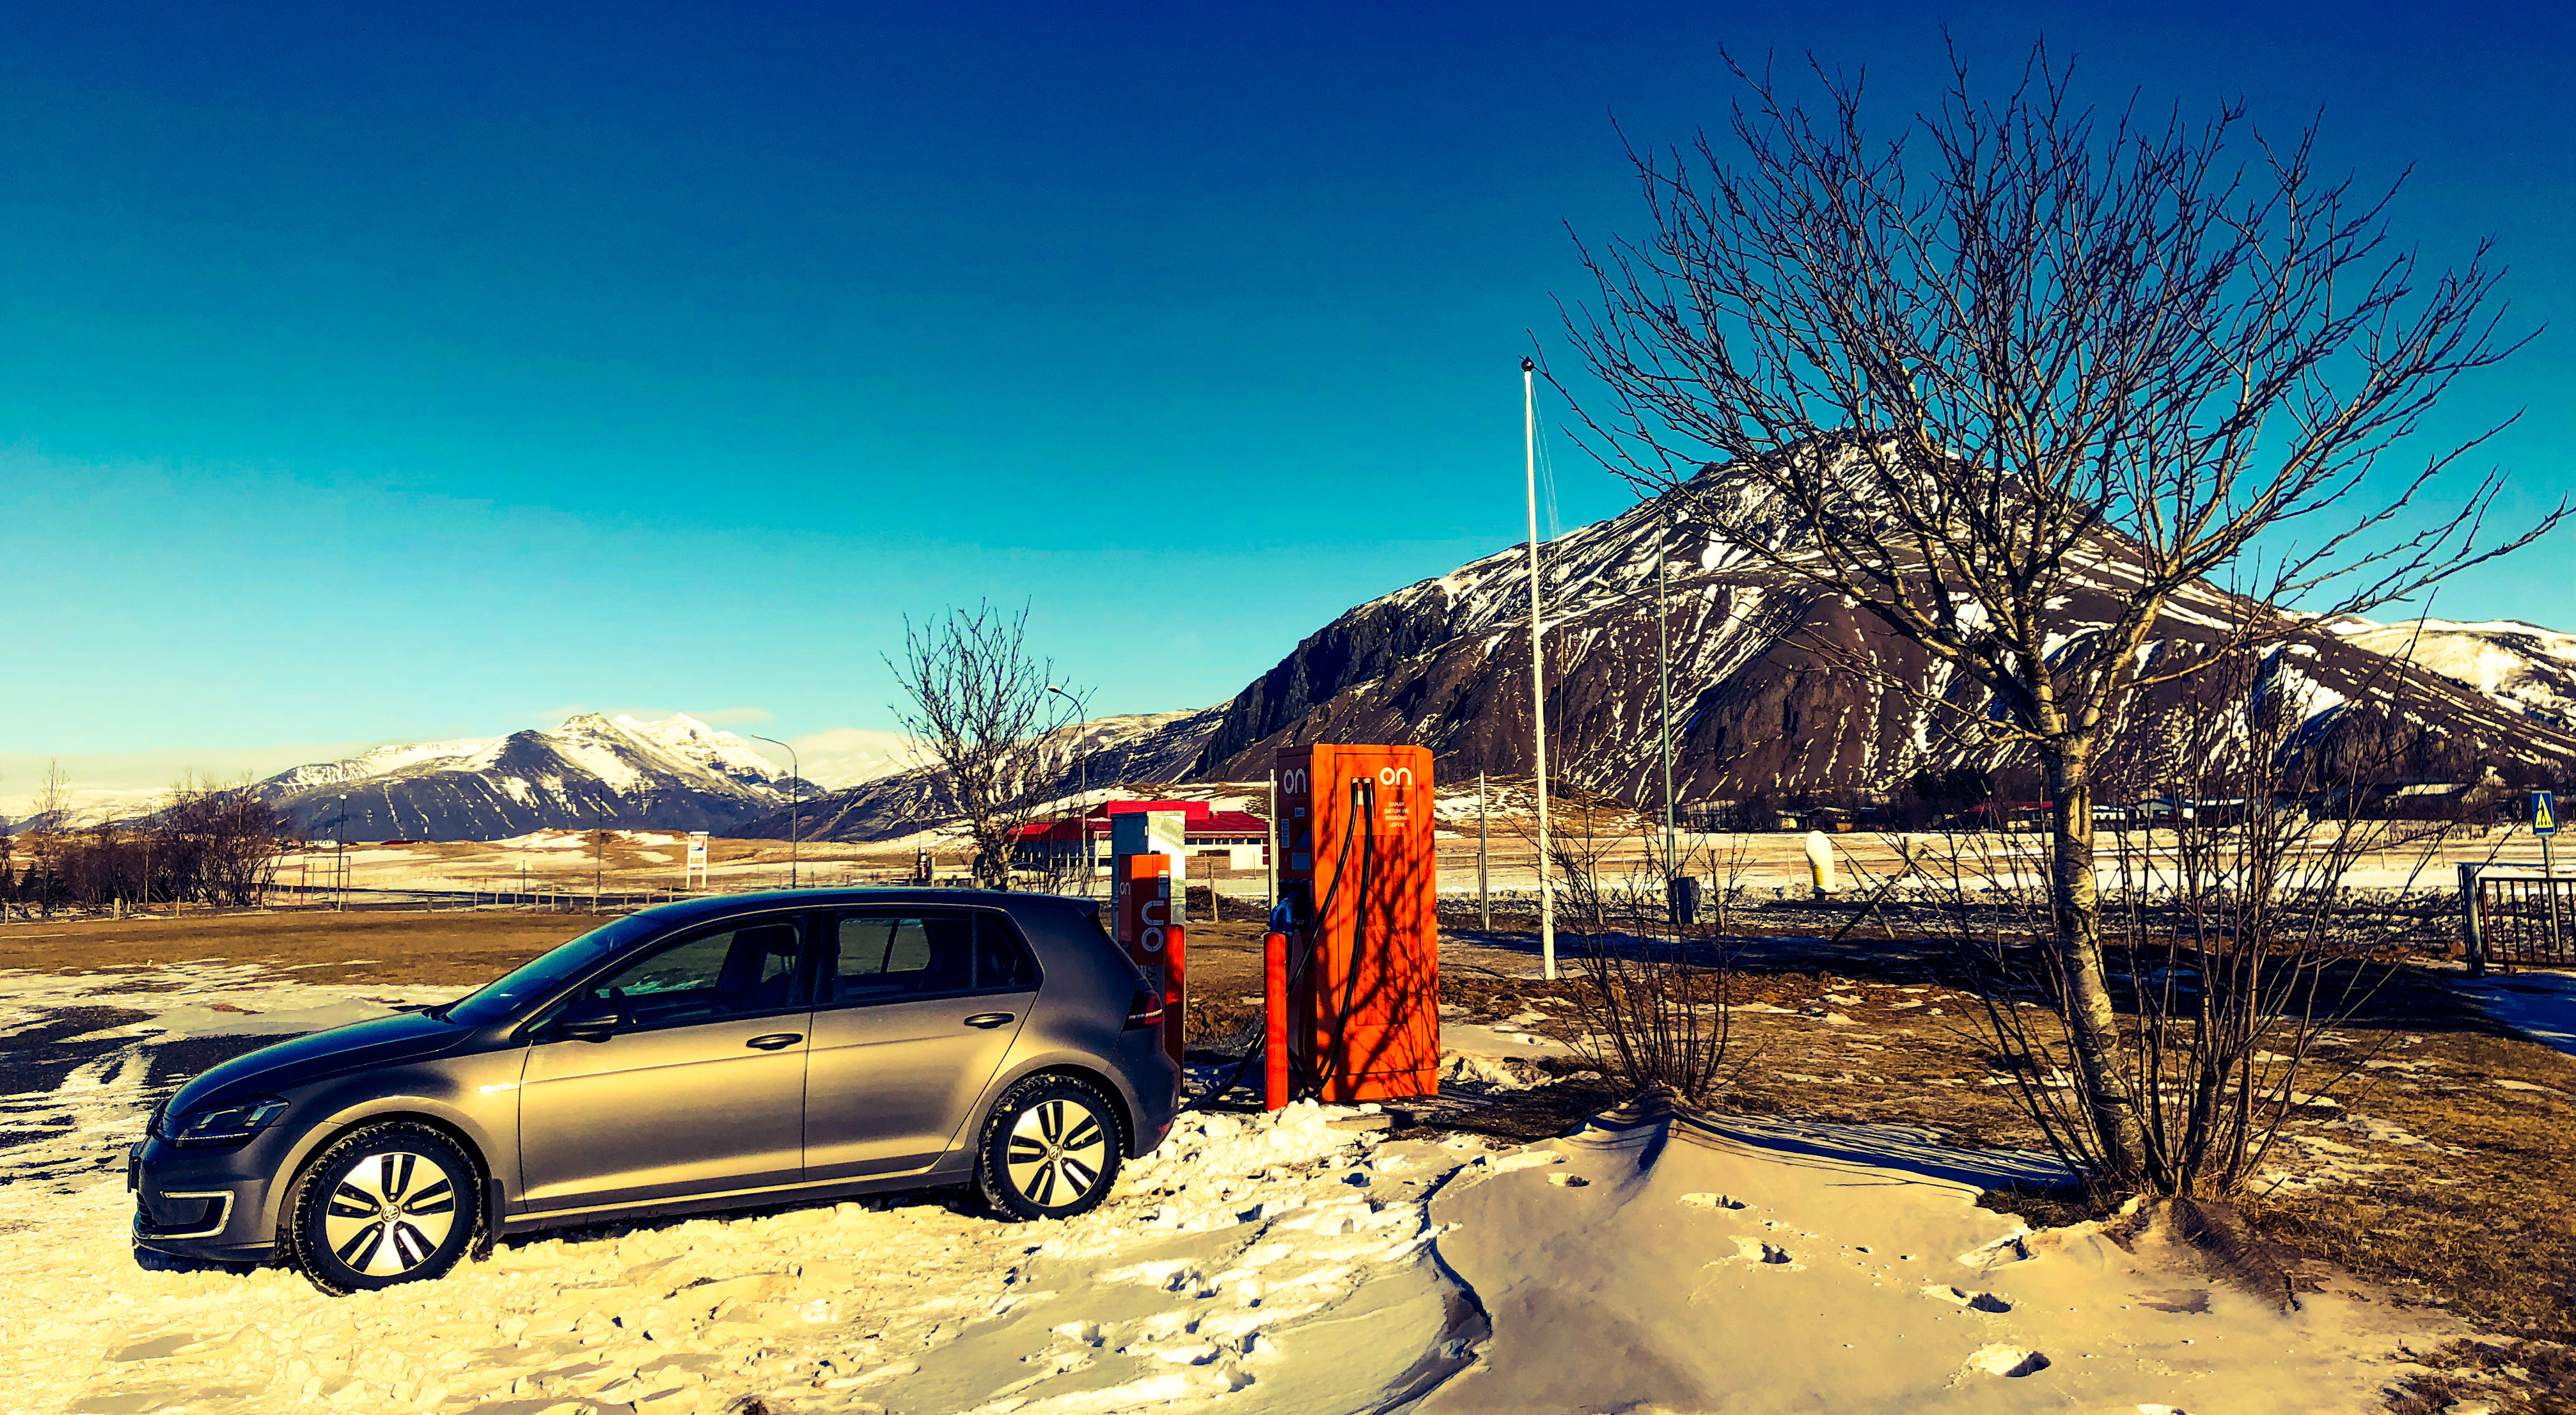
[{"left": 0, "top": 960, "right": 2499, "bottom": 1415}]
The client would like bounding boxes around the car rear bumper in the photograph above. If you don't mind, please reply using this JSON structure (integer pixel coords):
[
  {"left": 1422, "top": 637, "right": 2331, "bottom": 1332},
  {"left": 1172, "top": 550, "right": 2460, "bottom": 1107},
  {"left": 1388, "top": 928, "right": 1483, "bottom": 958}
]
[{"left": 1120, "top": 1039, "right": 1183, "bottom": 1156}]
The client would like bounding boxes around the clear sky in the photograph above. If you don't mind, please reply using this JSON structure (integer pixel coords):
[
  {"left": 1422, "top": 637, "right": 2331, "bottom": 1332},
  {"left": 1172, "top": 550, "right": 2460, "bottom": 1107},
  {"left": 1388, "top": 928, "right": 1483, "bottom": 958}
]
[{"left": 4, "top": 1, "right": 2570, "bottom": 794}]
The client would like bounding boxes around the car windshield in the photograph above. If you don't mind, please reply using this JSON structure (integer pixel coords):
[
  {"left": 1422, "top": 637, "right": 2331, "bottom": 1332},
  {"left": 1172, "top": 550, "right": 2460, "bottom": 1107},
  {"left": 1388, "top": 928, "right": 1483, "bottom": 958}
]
[{"left": 440, "top": 913, "right": 670, "bottom": 1025}]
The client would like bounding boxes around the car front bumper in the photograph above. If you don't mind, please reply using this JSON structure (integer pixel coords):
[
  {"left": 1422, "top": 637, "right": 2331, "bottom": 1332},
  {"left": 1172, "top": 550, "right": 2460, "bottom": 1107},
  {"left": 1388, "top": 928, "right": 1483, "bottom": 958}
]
[{"left": 128, "top": 1132, "right": 294, "bottom": 1262}]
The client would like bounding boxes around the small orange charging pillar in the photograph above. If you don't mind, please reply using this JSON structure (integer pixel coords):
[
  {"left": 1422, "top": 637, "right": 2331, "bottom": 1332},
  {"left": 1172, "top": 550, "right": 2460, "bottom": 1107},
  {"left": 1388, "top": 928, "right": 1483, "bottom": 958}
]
[
  {"left": 1113, "top": 853, "right": 1185, "bottom": 1066},
  {"left": 1270, "top": 743, "right": 1439, "bottom": 1105}
]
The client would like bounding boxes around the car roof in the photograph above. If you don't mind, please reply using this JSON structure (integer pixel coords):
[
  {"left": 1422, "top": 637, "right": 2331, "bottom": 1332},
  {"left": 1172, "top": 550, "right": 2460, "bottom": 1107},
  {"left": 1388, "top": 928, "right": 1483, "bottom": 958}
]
[{"left": 622, "top": 887, "right": 1096, "bottom": 931}]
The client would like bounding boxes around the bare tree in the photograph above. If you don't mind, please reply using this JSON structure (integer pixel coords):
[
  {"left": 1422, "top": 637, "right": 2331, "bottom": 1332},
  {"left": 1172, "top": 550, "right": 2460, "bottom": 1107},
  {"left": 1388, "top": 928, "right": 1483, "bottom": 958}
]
[
  {"left": 26, "top": 759, "right": 68, "bottom": 918},
  {"left": 886, "top": 600, "right": 1088, "bottom": 890},
  {"left": 1914, "top": 647, "right": 2439, "bottom": 1200},
  {"left": 1560, "top": 43, "right": 2566, "bottom": 1188}
]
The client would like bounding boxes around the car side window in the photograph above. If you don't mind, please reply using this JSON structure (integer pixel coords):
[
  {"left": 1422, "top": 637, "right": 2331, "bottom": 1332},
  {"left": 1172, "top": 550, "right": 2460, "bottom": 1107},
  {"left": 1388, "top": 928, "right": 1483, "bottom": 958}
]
[
  {"left": 565, "top": 919, "right": 805, "bottom": 1029},
  {"left": 973, "top": 915, "right": 1040, "bottom": 991},
  {"left": 824, "top": 912, "right": 1037, "bottom": 1006}
]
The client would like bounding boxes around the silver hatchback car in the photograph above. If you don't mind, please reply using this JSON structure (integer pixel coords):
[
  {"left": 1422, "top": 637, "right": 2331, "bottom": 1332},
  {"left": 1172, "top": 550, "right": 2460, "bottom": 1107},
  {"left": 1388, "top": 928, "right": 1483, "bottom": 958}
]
[{"left": 129, "top": 890, "right": 1181, "bottom": 1293}]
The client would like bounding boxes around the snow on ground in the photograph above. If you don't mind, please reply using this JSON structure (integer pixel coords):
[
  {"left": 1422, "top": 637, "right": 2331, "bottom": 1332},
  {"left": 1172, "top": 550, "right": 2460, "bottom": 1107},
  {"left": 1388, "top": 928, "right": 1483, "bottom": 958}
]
[
  {"left": 1422, "top": 1103, "right": 2456, "bottom": 1414},
  {"left": 0, "top": 965, "right": 1481, "bottom": 1415},
  {"left": 7, "top": 1103, "right": 1470, "bottom": 1415},
  {"left": 0, "top": 968, "right": 2478, "bottom": 1414}
]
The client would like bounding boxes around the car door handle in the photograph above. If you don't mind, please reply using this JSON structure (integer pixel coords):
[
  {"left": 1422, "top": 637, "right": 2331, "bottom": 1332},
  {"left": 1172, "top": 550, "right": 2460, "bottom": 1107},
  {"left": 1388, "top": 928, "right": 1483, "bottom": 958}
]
[
  {"left": 962, "top": 1013, "right": 1016, "bottom": 1029},
  {"left": 745, "top": 1033, "right": 804, "bottom": 1050}
]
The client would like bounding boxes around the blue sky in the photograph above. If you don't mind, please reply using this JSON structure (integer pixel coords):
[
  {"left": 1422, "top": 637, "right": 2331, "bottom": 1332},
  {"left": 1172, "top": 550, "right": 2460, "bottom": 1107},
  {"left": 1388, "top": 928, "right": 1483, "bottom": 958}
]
[{"left": 4, "top": 1, "right": 2570, "bottom": 791}]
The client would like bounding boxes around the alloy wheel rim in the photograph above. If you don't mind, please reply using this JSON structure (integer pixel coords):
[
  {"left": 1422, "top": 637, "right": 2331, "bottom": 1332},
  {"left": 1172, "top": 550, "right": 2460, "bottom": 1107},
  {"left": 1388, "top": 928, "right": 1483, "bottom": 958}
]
[
  {"left": 1005, "top": 1098, "right": 1106, "bottom": 1207},
  {"left": 322, "top": 1150, "right": 459, "bottom": 1276}
]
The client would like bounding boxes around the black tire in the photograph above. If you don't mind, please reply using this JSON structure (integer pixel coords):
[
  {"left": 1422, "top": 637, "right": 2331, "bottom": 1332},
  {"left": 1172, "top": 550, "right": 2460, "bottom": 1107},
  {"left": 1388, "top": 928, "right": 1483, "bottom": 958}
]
[
  {"left": 287, "top": 1121, "right": 482, "bottom": 1295},
  {"left": 974, "top": 1074, "right": 1124, "bottom": 1221}
]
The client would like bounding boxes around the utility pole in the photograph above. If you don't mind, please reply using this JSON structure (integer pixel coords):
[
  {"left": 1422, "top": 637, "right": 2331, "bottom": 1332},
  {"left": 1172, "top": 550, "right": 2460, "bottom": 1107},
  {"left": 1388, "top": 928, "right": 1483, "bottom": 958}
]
[
  {"left": 750, "top": 735, "right": 802, "bottom": 889},
  {"left": 336, "top": 795, "right": 349, "bottom": 912},
  {"left": 1522, "top": 356, "right": 1557, "bottom": 981},
  {"left": 1478, "top": 770, "right": 1491, "bottom": 931}
]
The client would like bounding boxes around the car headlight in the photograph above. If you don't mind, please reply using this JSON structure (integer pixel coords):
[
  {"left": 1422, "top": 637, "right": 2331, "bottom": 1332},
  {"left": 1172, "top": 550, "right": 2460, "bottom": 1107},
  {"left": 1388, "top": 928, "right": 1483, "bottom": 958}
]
[{"left": 166, "top": 1097, "right": 290, "bottom": 1148}]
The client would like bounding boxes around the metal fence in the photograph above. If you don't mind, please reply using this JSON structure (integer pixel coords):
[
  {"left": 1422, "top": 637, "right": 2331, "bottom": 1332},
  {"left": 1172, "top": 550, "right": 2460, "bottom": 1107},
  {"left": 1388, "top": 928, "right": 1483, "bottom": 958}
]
[{"left": 2463, "top": 866, "right": 2574, "bottom": 970}]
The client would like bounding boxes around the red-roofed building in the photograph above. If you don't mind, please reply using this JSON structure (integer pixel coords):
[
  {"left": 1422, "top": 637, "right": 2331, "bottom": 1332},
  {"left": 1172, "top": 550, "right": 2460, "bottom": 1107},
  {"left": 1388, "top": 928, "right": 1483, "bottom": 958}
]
[{"left": 1009, "top": 800, "right": 1271, "bottom": 870}]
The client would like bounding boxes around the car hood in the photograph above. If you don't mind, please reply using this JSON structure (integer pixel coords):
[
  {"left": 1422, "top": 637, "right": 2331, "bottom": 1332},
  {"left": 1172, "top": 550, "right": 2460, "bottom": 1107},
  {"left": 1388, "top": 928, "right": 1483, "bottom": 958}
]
[{"left": 165, "top": 1010, "right": 475, "bottom": 1118}]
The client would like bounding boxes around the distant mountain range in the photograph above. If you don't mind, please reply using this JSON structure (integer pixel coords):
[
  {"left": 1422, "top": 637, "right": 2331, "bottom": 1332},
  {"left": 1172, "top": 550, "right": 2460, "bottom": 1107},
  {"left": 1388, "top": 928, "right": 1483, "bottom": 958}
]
[
  {"left": 29, "top": 456, "right": 2570, "bottom": 845},
  {"left": 247, "top": 713, "right": 802, "bottom": 839},
  {"left": 729, "top": 707, "right": 1223, "bottom": 844},
  {"left": 757, "top": 465, "right": 2576, "bottom": 843}
]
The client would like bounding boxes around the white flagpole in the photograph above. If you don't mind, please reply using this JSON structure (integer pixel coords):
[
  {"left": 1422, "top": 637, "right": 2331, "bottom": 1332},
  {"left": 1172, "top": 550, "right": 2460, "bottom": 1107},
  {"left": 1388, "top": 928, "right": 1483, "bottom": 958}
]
[{"left": 1523, "top": 357, "right": 1557, "bottom": 981}]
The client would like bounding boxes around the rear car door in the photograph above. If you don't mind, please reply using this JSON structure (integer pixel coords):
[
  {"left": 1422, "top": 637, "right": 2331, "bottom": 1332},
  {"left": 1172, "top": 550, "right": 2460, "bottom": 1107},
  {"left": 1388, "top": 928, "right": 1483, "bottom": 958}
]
[
  {"left": 803, "top": 907, "right": 1039, "bottom": 1181},
  {"left": 519, "top": 915, "right": 810, "bottom": 1210}
]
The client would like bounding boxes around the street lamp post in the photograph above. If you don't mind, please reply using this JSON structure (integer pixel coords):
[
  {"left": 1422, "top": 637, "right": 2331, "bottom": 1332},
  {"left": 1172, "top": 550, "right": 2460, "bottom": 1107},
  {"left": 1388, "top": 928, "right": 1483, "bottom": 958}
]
[
  {"left": 1045, "top": 685, "right": 1087, "bottom": 896},
  {"left": 750, "top": 735, "right": 801, "bottom": 889}
]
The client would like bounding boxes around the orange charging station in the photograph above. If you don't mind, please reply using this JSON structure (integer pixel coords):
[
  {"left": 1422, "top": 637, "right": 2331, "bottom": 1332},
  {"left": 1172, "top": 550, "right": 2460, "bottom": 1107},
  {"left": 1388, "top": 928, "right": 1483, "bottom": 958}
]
[
  {"left": 1112, "top": 813, "right": 1186, "bottom": 1067},
  {"left": 1266, "top": 743, "right": 1440, "bottom": 1107}
]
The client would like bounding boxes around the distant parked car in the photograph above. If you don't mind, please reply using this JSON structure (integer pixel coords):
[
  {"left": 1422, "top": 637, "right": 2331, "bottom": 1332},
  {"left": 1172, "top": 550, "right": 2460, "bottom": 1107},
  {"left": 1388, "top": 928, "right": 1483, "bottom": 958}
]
[{"left": 129, "top": 889, "right": 1179, "bottom": 1293}]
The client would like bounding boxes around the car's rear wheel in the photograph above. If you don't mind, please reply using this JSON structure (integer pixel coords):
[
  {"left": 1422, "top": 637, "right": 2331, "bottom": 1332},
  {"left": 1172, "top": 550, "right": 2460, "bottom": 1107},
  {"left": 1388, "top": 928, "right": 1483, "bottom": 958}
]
[
  {"left": 975, "top": 1075, "right": 1122, "bottom": 1221},
  {"left": 288, "top": 1121, "right": 481, "bottom": 1295}
]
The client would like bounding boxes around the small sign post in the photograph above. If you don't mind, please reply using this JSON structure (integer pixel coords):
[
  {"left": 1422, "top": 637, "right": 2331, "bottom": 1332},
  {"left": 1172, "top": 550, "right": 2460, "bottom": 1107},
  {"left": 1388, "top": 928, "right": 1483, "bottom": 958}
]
[
  {"left": 2536, "top": 792, "right": 2561, "bottom": 956},
  {"left": 684, "top": 832, "right": 709, "bottom": 892}
]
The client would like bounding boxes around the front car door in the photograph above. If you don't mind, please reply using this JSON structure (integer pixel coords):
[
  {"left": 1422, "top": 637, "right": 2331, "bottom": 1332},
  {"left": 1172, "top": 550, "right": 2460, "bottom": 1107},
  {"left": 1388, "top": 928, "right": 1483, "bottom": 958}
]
[
  {"left": 519, "top": 913, "right": 811, "bottom": 1211},
  {"left": 803, "top": 907, "right": 1039, "bottom": 1181}
]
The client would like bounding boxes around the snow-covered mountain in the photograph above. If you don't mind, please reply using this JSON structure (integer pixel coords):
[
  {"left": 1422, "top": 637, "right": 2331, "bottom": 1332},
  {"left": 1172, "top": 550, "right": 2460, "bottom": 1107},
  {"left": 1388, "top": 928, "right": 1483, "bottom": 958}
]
[
  {"left": 2322, "top": 617, "right": 2576, "bottom": 732},
  {"left": 1185, "top": 456, "right": 2576, "bottom": 805},
  {"left": 0, "top": 787, "right": 169, "bottom": 834},
  {"left": 737, "top": 708, "right": 1222, "bottom": 844},
  {"left": 251, "top": 714, "right": 799, "bottom": 839},
  {"left": 735, "top": 464, "right": 2573, "bottom": 845}
]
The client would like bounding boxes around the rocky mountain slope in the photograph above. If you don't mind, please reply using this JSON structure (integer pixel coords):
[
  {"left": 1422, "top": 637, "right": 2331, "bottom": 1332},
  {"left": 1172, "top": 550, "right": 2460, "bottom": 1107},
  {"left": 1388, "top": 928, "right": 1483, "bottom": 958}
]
[
  {"left": 249, "top": 714, "right": 799, "bottom": 839},
  {"left": 1184, "top": 461, "right": 2576, "bottom": 809}
]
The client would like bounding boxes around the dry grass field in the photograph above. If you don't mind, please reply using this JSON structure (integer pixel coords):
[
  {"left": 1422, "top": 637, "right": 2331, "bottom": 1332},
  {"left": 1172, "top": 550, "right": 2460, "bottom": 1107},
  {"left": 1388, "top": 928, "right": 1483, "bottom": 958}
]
[{"left": 0, "top": 908, "right": 596, "bottom": 986}]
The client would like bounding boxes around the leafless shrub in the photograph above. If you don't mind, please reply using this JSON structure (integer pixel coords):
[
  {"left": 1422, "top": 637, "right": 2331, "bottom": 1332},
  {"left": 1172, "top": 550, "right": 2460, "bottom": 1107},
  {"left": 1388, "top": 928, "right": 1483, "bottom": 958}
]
[{"left": 1535, "top": 792, "right": 1736, "bottom": 1103}]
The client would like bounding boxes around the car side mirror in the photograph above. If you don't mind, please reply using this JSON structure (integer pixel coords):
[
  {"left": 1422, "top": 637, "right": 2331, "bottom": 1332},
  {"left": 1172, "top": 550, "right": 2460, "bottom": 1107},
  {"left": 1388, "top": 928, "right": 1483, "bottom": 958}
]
[{"left": 553, "top": 995, "right": 622, "bottom": 1043}]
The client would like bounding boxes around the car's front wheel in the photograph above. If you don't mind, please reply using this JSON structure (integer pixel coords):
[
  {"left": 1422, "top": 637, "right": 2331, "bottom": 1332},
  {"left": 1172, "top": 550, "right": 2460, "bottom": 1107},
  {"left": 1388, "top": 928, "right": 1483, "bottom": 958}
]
[
  {"left": 288, "top": 1121, "right": 481, "bottom": 1295},
  {"left": 975, "top": 1074, "right": 1123, "bottom": 1221}
]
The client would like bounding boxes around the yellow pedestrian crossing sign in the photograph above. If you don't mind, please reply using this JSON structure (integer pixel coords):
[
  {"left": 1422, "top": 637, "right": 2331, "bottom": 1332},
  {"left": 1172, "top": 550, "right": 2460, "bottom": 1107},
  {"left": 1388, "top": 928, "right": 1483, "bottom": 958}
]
[{"left": 2536, "top": 791, "right": 2559, "bottom": 837}]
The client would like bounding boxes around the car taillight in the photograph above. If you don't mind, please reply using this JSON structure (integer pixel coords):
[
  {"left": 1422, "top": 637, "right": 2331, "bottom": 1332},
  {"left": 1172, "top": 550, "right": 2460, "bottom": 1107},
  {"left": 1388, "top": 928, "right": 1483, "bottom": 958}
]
[{"left": 1124, "top": 988, "right": 1165, "bottom": 1030}]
